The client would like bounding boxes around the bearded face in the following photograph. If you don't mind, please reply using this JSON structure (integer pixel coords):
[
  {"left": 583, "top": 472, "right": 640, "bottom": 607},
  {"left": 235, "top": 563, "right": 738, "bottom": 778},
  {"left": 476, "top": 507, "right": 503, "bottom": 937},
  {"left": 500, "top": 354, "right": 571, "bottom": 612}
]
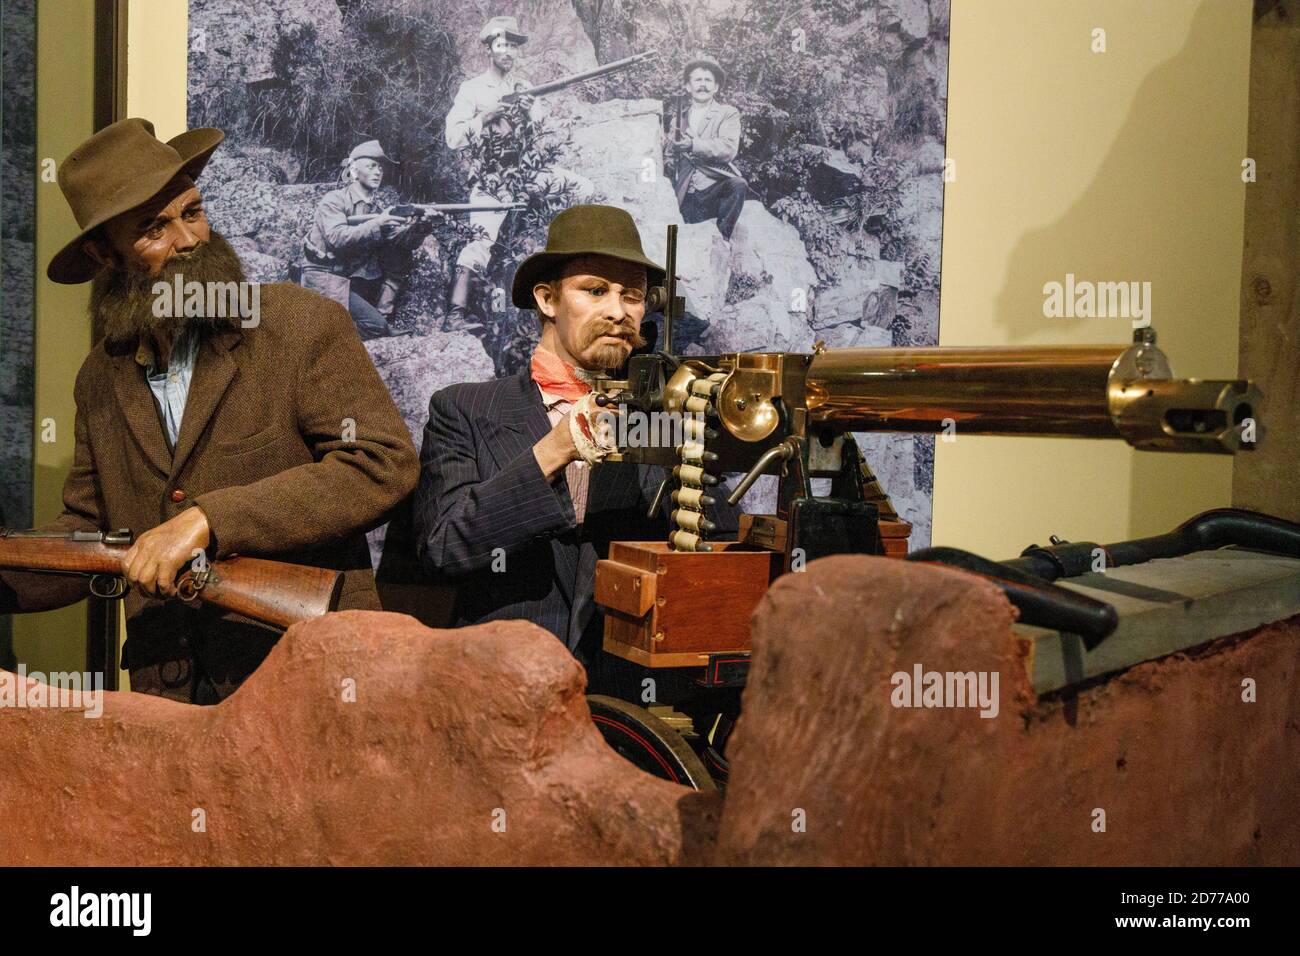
[{"left": 90, "top": 230, "right": 247, "bottom": 345}]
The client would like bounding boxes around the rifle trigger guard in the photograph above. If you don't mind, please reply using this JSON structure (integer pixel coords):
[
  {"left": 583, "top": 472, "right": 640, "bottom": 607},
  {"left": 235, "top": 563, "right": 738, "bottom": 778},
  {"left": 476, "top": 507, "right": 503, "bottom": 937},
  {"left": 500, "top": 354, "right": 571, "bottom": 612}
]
[
  {"left": 176, "top": 566, "right": 213, "bottom": 603},
  {"left": 89, "top": 574, "right": 128, "bottom": 600}
]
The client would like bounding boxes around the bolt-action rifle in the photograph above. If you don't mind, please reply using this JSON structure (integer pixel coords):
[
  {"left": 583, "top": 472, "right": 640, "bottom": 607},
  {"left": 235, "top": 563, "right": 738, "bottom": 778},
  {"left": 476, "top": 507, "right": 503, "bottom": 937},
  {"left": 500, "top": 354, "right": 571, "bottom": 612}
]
[
  {"left": 347, "top": 201, "right": 524, "bottom": 226},
  {"left": 0, "top": 528, "right": 343, "bottom": 629},
  {"left": 500, "top": 50, "right": 658, "bottom": 104}
]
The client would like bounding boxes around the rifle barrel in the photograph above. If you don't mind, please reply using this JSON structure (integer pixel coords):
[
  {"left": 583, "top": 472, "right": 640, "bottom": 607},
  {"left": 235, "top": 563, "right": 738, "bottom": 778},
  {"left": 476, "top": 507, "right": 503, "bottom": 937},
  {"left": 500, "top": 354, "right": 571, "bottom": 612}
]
[
  {"left": 0, "top": 533, "right": 123, "bottom": 575},
  {"left": 345, "top": 203, "right": 521, "bottom": 225},
  {"left": 504, "top": 49, "right": 657, "bottom": 101}
]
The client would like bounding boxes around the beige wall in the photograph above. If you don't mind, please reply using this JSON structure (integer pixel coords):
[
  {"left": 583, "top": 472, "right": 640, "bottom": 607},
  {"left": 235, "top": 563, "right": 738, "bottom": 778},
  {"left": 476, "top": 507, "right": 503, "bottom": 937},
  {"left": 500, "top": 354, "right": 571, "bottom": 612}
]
[
  {"left": 126, "top": 0, "right": 187, "bottom": 135},
  {"left": 933, "top": 0, "right": 1252, "bottom": 555}
]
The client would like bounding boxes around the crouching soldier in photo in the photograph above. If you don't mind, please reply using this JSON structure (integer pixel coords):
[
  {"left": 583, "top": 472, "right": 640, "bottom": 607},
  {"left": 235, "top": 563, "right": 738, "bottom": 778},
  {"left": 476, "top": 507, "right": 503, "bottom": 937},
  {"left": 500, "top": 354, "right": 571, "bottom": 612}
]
[
  {"left": 0, "top": 119, "right": 419, "bottom": 703},
  {"left": 301, "top": 139, "right": 421, "bottom": 340},
  {"left": 666, "top": 56, "right": 748, "bottom": 241}
]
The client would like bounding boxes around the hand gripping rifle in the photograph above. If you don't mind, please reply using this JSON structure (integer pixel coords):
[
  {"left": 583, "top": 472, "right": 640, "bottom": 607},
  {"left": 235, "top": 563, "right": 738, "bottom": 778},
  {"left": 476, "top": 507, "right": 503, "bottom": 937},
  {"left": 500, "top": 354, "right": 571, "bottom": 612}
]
[
  {"left": 500, "top": 50, "right": 658, "bottom": 104},
  {"left": 0, "top": 528, "right": 343, "bottom": 629},
  {"left": 346, "top": 201, "right": 524, "bottom": 226}
]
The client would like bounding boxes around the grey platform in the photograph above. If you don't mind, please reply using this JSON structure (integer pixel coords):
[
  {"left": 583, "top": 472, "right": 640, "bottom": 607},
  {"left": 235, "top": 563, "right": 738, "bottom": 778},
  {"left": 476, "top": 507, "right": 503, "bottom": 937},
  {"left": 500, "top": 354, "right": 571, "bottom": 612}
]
[{"left": 1014, "top": 548, "right": 1300, "bottom": 694}]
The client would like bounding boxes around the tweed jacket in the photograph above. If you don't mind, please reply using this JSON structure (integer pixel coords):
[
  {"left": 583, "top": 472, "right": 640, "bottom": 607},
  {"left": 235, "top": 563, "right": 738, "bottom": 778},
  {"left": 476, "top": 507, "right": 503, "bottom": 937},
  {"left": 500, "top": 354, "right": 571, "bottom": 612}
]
[
  {"left": 669, "top": 101, "right": 745, "bottom": 205},
  {"left": 411, "top": 369, "right": 736, "bottom": 669},
  {"left": 0, "top": 283, "right": 419, "bottom": 663}
]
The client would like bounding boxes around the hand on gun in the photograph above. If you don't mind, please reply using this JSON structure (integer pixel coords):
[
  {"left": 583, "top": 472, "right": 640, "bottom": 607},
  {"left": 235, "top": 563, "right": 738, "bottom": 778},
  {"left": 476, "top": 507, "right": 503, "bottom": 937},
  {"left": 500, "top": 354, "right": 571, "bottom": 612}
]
[
  {"left": 665, "top": 130, "right": 693, "bottom": 156},
  {"left": 120, "top": 507, "right": 211, "bottom": 599},
  {"left": 375, "top": 211, "right": 415, "bottom": 238},
  {"left": 568, "top": 392, "right": 620, "bottom": 465}
]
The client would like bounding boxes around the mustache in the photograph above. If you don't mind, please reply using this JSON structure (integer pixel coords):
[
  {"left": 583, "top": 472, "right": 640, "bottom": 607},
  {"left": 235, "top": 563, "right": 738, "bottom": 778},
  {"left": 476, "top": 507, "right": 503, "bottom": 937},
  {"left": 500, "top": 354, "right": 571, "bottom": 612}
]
[
  {"left": 90, "top": 231, "right": 246, "bottom": 345},
  {"left": 582, "top": 318, "right": 646, "bottom": 350}
]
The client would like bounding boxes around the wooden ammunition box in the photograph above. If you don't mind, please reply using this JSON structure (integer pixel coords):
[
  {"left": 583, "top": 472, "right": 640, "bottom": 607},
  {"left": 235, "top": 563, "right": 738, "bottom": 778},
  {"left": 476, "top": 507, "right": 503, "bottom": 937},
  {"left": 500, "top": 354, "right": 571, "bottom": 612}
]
[{"left": 597, "top": 542, "right": 780, "bottom": 668}]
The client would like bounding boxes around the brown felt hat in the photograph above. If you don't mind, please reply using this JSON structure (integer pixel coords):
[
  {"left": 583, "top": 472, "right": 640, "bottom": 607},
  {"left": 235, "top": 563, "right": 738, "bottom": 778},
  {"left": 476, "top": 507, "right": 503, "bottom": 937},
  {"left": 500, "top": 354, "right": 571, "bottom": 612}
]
[
  {"left": 511, "top": 204, "right": 665, "bottom": 309},
  {"left": 47, "top": 117, "right": 225, "bottom": 284}
]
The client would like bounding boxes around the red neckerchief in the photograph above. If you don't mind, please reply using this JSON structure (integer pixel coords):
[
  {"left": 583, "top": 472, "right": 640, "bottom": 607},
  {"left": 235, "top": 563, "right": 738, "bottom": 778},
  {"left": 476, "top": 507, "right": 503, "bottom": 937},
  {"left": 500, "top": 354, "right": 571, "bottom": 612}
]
[{"left": 530, "top": 346, "right": 591, "bottom": 403}]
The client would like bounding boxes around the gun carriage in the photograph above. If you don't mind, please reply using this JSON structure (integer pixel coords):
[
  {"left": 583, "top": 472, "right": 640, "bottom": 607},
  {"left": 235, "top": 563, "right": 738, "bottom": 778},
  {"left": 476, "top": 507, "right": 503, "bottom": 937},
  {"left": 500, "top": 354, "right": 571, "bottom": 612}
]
[{"left": 585, "top": 226, "right": 1297, "bottom": 789}]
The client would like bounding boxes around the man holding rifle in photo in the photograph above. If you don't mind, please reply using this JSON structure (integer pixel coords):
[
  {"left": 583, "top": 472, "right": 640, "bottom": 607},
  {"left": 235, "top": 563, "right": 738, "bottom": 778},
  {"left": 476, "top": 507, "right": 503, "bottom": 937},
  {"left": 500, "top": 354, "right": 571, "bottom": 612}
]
[
  {"left": 300, "top": 139, "right": 423, "bottom": 341},
  {"left": 0, "top": 118, "right": 419, "bottom": 703}
]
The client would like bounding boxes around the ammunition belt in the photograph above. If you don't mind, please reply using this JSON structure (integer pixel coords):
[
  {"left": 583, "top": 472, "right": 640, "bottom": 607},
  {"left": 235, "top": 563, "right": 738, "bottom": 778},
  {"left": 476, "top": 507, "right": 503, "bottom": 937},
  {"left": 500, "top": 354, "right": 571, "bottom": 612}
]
[{"left": 668, "top": 371, "right": 728, "bottom": 552}]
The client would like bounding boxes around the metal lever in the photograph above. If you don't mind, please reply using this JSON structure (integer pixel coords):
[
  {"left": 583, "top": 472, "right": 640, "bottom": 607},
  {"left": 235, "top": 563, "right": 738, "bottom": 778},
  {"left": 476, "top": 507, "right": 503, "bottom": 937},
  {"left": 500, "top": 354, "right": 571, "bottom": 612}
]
[
  {"left": 646, "top": 477, "right": 671, "bottom": 519},
  {"left": 726, "top": 440, "right": 797, "bottom": 507}
]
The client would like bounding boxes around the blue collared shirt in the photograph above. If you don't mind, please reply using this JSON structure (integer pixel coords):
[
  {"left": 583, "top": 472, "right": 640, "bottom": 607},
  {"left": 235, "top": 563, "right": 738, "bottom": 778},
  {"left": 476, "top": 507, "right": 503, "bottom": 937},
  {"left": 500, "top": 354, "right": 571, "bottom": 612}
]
[{"left": 136, "top": 327, "right": 199, "bottom": 451}]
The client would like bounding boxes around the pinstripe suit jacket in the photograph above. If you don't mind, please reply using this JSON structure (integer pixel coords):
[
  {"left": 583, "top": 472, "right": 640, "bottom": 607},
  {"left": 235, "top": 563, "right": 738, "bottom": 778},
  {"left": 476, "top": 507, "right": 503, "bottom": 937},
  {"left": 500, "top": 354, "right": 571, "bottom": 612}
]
[{"left": 413, "top": 369, "right": 735, "bottom": 671}]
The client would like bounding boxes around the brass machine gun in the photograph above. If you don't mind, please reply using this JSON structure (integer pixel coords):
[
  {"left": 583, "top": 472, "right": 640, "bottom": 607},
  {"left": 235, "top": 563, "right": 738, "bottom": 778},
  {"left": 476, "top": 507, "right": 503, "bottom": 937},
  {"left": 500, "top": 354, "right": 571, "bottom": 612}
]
[{"left": 585, "top": 225, "right": 1274, "bottom": 789}]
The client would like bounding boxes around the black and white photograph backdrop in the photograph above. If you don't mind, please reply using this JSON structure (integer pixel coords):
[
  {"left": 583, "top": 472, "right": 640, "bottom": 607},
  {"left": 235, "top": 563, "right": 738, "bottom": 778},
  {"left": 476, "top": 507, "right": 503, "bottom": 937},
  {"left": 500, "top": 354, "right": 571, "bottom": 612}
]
[
  {"left": 187, "top": 0, "right": 950, "bottom": 548},
  {"left": 1, "top": 0, "right": 38, "bottom": 669}
]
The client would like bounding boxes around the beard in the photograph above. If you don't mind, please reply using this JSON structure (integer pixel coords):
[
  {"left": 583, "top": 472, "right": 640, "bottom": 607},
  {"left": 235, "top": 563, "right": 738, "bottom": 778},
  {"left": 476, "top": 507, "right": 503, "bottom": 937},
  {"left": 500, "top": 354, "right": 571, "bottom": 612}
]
[
  {"left": 579, "top": 317, "right": 647, "bottom": 372},
  {"left": 90, "top": 231, "right": 247, "bottom": 345}
]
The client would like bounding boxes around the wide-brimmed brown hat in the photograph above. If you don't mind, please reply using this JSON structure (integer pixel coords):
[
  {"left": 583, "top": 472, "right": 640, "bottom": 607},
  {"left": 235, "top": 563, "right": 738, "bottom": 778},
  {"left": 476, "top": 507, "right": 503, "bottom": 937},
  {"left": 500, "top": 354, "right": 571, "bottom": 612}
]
[
  {"left": 511, "top": 204, "right": 665, "bottom": 309},
  {"left": 47, "top": 117, "right": 225, "bottom": 284}
]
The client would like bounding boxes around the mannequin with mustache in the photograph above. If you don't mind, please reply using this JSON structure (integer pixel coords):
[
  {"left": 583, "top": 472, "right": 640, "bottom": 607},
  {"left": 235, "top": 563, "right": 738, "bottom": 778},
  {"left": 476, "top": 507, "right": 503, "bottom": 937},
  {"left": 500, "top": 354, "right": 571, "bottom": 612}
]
[
  {"left": 411, "top": 204, "right": 737, "bottom": 691},
  {"left": 529, "top": 254, "right": 648, "bottom": 480}
]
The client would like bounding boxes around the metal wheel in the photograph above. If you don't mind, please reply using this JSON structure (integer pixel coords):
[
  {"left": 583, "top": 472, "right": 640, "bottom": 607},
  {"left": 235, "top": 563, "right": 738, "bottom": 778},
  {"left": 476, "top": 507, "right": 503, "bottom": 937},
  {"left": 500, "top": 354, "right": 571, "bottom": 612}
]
[{"left": 587, "top": 695, "right": 717, "bottom": 792}]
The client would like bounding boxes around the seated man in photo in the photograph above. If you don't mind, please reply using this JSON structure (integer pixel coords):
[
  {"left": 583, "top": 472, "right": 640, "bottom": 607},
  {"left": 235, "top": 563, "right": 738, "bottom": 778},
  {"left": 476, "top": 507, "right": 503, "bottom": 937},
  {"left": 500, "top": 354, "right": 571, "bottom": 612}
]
[{"left": 665, "top": 56, "right": 748, "bottom": 241}]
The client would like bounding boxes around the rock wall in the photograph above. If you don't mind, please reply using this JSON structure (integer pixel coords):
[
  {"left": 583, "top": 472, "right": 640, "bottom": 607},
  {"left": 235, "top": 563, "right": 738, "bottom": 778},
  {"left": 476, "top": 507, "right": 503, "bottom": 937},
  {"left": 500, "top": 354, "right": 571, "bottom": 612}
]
[
  {"left": 0, "top": 612, "right": 718, "bottom": 865},
  {"left": 716, "top": 556, "right": 1300, "bottom": 865},
  {"left": 0, "top": 0, "right": 36, "bottom": 540},
  {"left": 189, "top": 0, "right": 343, "bottom": 94},
  {"left": 2, "top": 558, "right": 1295, "bottom": 865}
]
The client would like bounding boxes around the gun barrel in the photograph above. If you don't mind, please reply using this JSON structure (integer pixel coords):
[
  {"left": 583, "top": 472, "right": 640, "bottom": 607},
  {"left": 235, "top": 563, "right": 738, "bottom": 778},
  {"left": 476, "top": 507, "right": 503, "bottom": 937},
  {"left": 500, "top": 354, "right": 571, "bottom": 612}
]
[
  {"left": 505, "top": 49, "right": 657, "bottom": 100},
  {"left": 0, "top": 530, "right": 124, "bottom": 575},
  {"left": 345, "top": 203, "right": 520, "bottom": 225},
  {"left": 804, "top": 344, "right": 1259, "bottom": 454}
]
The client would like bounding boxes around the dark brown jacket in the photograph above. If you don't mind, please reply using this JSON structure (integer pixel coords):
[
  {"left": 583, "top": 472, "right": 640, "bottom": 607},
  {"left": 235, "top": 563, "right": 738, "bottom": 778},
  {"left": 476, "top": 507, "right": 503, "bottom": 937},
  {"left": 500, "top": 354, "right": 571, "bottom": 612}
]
[{"left": 0, "top": 283, "right": 418, "bottom": 669}]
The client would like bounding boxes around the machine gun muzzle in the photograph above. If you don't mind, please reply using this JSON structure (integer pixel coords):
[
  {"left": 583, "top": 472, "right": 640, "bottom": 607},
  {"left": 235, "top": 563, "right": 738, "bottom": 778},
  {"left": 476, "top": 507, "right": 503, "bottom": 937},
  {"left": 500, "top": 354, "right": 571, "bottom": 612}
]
[{"left": 802, "top": 331, "right": 1259, "bottom": 454}]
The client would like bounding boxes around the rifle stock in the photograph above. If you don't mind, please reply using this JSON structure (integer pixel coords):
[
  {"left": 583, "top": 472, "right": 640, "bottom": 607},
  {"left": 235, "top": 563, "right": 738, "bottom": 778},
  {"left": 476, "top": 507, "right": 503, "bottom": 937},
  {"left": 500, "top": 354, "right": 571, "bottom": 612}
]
[
  {"left": 176, "top": 556, "right": 343, "bottom": 629},
  {"left": 0, "top": 529, "right": 343, "bottom": 630}
]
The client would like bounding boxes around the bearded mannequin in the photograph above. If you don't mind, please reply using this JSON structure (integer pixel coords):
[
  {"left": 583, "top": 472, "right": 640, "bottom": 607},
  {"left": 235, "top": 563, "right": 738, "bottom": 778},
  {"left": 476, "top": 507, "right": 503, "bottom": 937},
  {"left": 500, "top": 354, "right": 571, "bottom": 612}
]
[{"left": 0, "top": 118, "right": 420, "bottom": 704}]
